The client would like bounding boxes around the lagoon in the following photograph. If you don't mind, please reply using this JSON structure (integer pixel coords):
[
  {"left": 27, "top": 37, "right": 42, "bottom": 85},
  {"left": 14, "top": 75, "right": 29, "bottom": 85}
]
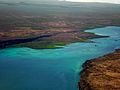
[{"left": 0, "top": 26, "right": 120, "bottom": 90}]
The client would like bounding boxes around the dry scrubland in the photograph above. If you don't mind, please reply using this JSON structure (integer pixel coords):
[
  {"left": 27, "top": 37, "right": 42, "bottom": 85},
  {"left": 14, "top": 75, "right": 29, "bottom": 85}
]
[{"left": 0, "top": 2, "right": 120, "bottom": 49}]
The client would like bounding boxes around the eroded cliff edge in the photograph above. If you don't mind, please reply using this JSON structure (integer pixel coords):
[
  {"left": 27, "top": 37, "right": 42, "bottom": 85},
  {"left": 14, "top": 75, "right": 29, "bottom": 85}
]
[{"left": 79, "top": 49, "right": 120, "bottom": 90}]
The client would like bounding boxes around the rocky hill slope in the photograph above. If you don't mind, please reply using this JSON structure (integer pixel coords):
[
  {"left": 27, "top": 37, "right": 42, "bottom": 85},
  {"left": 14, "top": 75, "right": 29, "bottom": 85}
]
[{"left": 79, "top": 49, "right": 120, "bottom": 90}]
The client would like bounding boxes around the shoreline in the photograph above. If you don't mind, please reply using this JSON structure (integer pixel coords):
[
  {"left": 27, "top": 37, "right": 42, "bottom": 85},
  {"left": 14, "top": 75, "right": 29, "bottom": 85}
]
[
  {"left": 79, "top": 48, "right": 120, "bottom": 90},
  {"left": 0, "top": 25, "right": 114, "bottom": 49}
]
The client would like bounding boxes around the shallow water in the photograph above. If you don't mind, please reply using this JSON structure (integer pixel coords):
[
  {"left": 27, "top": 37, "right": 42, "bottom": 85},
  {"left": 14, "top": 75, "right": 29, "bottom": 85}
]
[{"left": 0, "top": 26, "right": 120, "bottom": 90}]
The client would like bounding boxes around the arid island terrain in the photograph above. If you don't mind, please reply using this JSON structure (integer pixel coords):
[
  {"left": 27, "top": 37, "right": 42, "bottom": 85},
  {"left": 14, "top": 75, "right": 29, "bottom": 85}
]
[{"left": 0, "top": 1, "right": 120, "bottom": 49}]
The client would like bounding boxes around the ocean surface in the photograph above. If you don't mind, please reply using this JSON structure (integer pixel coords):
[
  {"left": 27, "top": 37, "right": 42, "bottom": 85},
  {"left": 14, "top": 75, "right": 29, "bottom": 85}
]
[{"left": 0, "top": 26, "right": 120, "bottom": 90}]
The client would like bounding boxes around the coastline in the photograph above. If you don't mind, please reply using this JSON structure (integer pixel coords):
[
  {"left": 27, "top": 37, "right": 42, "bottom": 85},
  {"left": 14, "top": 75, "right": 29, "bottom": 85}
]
[
  {"left": 0, "top": 25, "right": 114, "bottom": 49},
  {"left": 79, "top": 49, "right": 120, "bottom": 90}
]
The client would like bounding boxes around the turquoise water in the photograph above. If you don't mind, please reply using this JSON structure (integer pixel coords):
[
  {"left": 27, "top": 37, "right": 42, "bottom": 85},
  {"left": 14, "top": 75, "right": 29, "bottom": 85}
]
[{"left": 0, "top": 26, "right": 120, "bottom": 90}]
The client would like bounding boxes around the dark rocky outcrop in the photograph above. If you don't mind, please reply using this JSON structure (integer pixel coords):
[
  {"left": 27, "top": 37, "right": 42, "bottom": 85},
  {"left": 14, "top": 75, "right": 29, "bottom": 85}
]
[{"left": 0, "top": 34, "right": 52, "bottom": 49}]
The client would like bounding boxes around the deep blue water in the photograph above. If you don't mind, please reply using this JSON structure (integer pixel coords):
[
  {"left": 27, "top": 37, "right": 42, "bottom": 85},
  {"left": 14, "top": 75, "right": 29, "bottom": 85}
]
[{"left": 0, "top": 26, "right": 120, "bottom": 90}]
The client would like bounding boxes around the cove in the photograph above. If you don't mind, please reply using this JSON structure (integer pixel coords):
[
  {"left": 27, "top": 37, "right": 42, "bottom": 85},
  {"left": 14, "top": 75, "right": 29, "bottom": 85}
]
[{"left": 0, "top": 26, "right": 120, "bottom": 90}]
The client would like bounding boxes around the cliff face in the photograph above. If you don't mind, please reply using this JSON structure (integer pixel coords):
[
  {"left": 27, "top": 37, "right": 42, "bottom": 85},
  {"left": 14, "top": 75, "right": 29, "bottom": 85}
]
[{"left": 79, "top": 49, "right": 120, "bottom": 90}]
